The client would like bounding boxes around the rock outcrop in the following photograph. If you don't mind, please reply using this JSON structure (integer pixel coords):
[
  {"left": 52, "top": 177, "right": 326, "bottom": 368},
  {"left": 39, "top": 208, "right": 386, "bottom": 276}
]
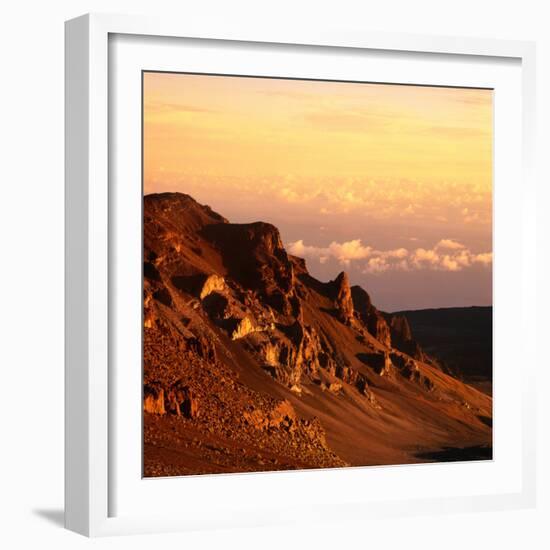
[
  {"left": 199, "top": 274, "right": 225, "bottom": 300},
  {"left": 390, "top": 314, "right": 423, "bottom": 359},
  {"left": 202, "top": 221, "right": 296, "bottom": 315},
  {"left": 144, "top": 382, "right": 199, "bottom": 419},
  {"left": 231, "top": 316, "right": 257, "bottom": 340},
  {"left": 391, "top": 315, "right": 413, "bottom": 342},
  {"left": 330, "top": 271, "right": 354, "bottom": 324},
  {"left": 351, "top": 285, "right": 391, "bottom": 347}
]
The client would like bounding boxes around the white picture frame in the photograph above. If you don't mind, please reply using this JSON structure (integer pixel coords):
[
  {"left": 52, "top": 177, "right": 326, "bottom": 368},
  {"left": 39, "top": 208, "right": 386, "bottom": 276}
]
[{"left": 65, "top": 13, "right": 537, "bottom": 537}]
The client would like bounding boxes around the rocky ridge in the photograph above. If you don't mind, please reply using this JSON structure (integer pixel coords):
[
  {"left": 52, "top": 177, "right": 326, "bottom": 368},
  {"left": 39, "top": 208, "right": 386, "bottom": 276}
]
[{"left": 143, "top": 193, "right": 492, "bottom": 476}]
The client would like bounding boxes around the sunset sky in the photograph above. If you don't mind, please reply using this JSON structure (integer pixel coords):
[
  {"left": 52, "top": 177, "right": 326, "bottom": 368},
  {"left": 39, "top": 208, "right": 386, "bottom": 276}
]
[{"left": 143, "top": 72, "right": 493, "bottom": 311}]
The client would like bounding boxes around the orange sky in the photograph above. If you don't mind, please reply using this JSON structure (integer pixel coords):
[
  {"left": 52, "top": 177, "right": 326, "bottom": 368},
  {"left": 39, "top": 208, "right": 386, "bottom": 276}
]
[{"left": 143, "top": 72, "right": 493, "bottom": 311}]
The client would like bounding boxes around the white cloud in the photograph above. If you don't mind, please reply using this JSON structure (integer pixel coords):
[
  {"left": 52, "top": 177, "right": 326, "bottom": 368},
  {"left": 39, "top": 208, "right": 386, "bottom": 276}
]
[
  {"left": 287, "top": 239, "right": 372, "bottom": 266},
  {"left": 329, "top": 240, "right": 372, "bottom": 264},
  {"left": 440, "top": 255, "right": 460, "bottom": 271},
  {"left": 287, "top": 237, "right": 492, "bottom": 273},
  {"left": 454, "top": 250, "right": 472, "bottom": 267},
  {"left": 270, "top": 176, "right": 491, "bottom": 225},
  {"left": 473, "top": 252, "right": 492, "bottom": 265},
  {"left": 385, "top": 248, "right": 408, "bottom": 259},
  {"left": 413, "top": 248, "right": 440, "bottom": 265},
  {"left": 365, "top": 257, "right": 390, "bottom": 273},
  {"left": 412, "top": 245, "right": 492, "bottom": 272},
  {"left": 436, "top": 238, "right": 466, "bottom": 250},
  {"left": 287, "top": 239, "right": 323, "bottom": 258}
]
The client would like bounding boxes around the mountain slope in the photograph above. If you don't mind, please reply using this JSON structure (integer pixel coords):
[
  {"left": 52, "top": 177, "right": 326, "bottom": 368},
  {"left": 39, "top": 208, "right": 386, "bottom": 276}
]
[{"left": 143, "top": 192, "right": 492, "bottom": 476}]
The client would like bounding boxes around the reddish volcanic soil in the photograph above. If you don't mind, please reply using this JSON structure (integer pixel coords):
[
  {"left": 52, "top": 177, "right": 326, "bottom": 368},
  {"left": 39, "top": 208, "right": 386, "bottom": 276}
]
[{"left": 143, "top": 192, "right": 492, "bottom": 477}]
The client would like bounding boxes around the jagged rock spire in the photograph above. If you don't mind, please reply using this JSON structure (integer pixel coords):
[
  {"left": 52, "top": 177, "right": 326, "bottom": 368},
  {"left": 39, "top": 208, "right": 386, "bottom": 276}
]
[{"left": 332, "top": 271, "right": 354, "bottom": 324}]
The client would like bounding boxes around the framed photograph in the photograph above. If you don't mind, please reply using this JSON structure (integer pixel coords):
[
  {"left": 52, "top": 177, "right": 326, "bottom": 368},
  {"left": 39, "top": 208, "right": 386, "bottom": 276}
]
[{"left": 65, "top": 13, "right": 537, "bottom": 536}]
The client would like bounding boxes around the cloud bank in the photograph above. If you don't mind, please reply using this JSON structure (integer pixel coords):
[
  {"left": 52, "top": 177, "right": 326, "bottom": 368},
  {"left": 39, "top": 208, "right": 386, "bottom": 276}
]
[{"left": 287, "top": 238, "right": 492, "bottom": 274}]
